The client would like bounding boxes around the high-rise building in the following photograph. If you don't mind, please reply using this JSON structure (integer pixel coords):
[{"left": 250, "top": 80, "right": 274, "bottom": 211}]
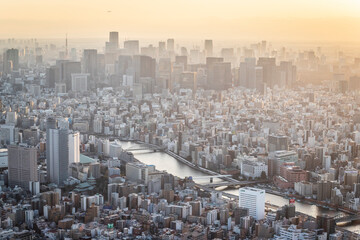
[
  {"left": 179, "top": 72, "right": 197, "bottom": 92},
  {"left": 8, "top": 145, "right": 38, "bottom": 190},
  {"left": 167, "top": 39, "right": 174, "bottom": 52},
  {"left": 82, "top": 49, "right": 98, "bottom": 80},
  {"left": 3, "top": 48, "right": 19, "bottom": 73},
  {"left": 175, "top": 55, "right": 187, "bottom": 70},
  {"left": 68, "top": 131, "right": 80, "bottom": 165},
  {"left": 268, "top": 135, "right": 288, "bottom": 152},
  {"left": 47, "top": 126, "right": 69, "bottom": 186},
  {"left": 124, "top": 40, "right": 139, "bottom": 55},
  {"left": 279, "top": 61, "right": 296, "bottom": 88},
  {"left": 71, "top": 73, "right": 88, "bottom": 92},
  {"left": 316, "top": 215, "right": 336, "bottom": 236},
  {"left": 158, "top": 58, "right": 172, "bottom": 90},
  {"left": 239, "top": 58, "right": 264, "bottom": 92},
  {"left": 132, "top": 55, "right": 156, "bottom": 83},
  {"left": 239, "top": 187, "right": 265, "bottom": 220},
  {"left": 206, "top": 57, "right": 232, "bottom": 90},
  {"left": 59, "top": 61, "right": 82, "bottom": 90},
  {"left": 204, "top": 40, "right": 213, "bottom": 57},
  {"left": 109, "top": 32, "right": 119, "bottom": 50},
  {"left": 257, "top": 57, "right": 276, "bottom": 89},
  {"left": 126, "top": 162, "right": 149, "bottom": 184},
  {"left": 46, "top": 117, "right": 57, "bottom": 181},
  {"left": 46, "top": 66, "right": 60, "bottom": 88}
]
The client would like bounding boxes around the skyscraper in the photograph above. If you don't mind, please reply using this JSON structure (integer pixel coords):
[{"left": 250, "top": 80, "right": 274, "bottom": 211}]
[
  {"left": 46, "top": 119, "right": 69, "bottom": 186},
  {"left": 46, "top": 66, "right": 60, "bottom": 88},
  {"left": 60, "top": 61, "right": 82, "bottom": 91},
  {"left": 46, "top": 117, "right": 57, "bottom": 182},
  {"left": 132, "top": 55, "right": 156, "bottom": 83},
  {"left": 239, "top": 187, "right": 265, "bottom": 220},
  {"left": 8, "top": 145, "right": 38, "bottom": 190},
  {"left": 206, "top": 57, "right": 232, "bottom": 90},
  {"left": 239, "top": 58, "right": 264, "bottom": 92},
  {"left": 257, "top": 57, "right": 276, "bottom": 89},
  {"left": 68, "top": 131, "right": 80, "bottom": 165},
  {"left": 82, "top": 49, "right": 98, "bottom": 81},
  {"left": 109, "top": 32, "right": 119, "bottom": 49},
  {"left": 167, "top": 39, "right": 174, "bottom": 52},
  {"left": 204, "top": 40, "right": 213, "bottom": 57},
  {"left": 124, "top": 40, "right": 139, "bottom": 55},
  {"left": 3, "top": 48, "right": 19, "bottom": 73}
]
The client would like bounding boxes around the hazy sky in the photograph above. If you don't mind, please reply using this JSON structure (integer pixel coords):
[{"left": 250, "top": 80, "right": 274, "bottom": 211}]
[{"left": 1, "top": 0, "right": 360, "bottom": 42}]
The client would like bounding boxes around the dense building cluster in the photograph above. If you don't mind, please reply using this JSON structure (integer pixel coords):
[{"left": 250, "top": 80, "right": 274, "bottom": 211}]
[{"left": 0, "top": 33, "right": 360, "bottom": 239}]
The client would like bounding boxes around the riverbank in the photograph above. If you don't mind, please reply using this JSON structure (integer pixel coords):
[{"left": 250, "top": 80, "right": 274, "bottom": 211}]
[{"left": 120, "top": 141, "right": 360, "bottom": 234}]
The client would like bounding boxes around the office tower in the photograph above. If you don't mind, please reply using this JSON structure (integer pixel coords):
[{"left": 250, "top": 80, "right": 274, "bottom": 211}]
[
  {"left": 207, "top": 58, "right": 232, "bottom": 90},
  {"left": 239, "top": 58, "right": 264, "bottom": 91},
  {"left": 126, "top": 162, "right": 149, "bottom": 184},
  {"left": 158, "top": 41, "right": 166, "bottom": 54},
  {"left": 204, "top": 40, "right": 213, "bottom": 57},
  {"left": 279, "top": 61, "right": 296, "bottom": 88},
  {"left": 117, "top": 55, "right": 133, "bottom": 77},
  {"left": 0, "top": 124, "right": 18, "bottom": 145},
  {"left": 206, "top": 57, "right": 222, "bottom": 74},
  {"left": 257, "top": 58, "right": 276, "bottom": 89},
  {"left": 82, "top": 49, "right": 98, "bottom": 80},
  {"left": 158, "top": 58, "right": 172, "bottom": 90},
  {"left": 167, "top": 39, "right": 174, "bottom": 52},
  {"left": 70, "top": 48, "right": 77, "bottom": 61},
  {"left": 239, "top": 58, "right": 256, "bottom": 88},
  {"left": 179, "top": 72, "right": 197, "bottom": 92},
  {"left": 3, "top": 48, "right": 19, "bottom": 73},
  {"left": 68, "top": 131, "right": 80, "bottom": 165},
  {"left": 46, "top": 66, "right": 60, "bottom": 88},
  {"left": 71, "top": 73, "right": 88, "bottom": 92},
  {"left": 239, "top": 187, "right": 265, "bottom": 220},
  {"left": 8, "top": 145, "right": 38, "bottom": 190},
  {"left": 175, "top": 56, "right": 187, "bottom": 70},
  {"left": 141, "top": 44, "right": 157, "bottom": 58},
  {"left": 255, "top": 67, "right": 264, "bottom": 93},
  {"left": 261, "top": 40, "right": 267, "bottom": 54},
  {"left": 132, "top": 55, "right": 156, "bottom": 83},
  {"left": 110, "top": 32, "right": 119, "bottom": 46},
  {"left": 124, "top": 40, "right": 139, "bottom": 55},
  {"left": 107, "top": 31, "right": 119, "bottom": 52},
  {"left": 268, "top": 135, "right": 288, "bottom": 152},
  {"left": 221, "top": 48, "right": 235, "bottom": 65},
  {"left": 46, "top": 117, "right": 57, "bottom": 182},
  {"left": 59, "top": 61, "right": 82, "bottom": 90},
  {"left": 47, "top": 126, "right": 69, "bottom": 186}
]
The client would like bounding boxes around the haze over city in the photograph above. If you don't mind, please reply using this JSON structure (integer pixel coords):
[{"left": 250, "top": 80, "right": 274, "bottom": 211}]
[
  {"left": 1, "top": 0, "right": 360, "bottom": 239},
  {"left": 2, "top": 0, "right": 360, "bottom": 42}
]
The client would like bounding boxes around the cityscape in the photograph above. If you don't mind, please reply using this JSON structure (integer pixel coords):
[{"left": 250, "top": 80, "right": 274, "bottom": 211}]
[{"left": 1, "top": 1, "right": 360, "bottom": 239}]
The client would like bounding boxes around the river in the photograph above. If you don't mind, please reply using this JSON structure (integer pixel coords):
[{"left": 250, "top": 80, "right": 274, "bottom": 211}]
[{"left": 120, "top": 141, "right": 359, "bottom": 233}]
